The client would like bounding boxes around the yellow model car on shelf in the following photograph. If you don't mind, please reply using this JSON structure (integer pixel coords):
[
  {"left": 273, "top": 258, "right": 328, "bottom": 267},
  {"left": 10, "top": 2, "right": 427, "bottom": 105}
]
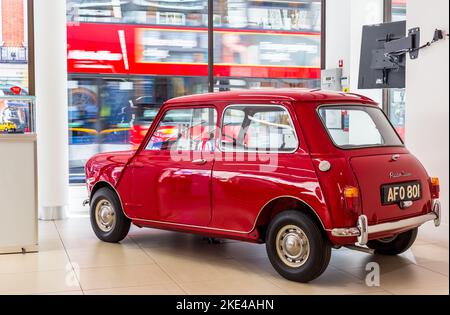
[{"left": 0, "top": 121, "right": 17, "bottom": 133}]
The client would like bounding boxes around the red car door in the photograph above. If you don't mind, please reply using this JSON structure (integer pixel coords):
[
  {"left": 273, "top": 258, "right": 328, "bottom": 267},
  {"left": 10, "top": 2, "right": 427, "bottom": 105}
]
[
  {"left": 120, "top": 107, "right": 218, "bottom": 226},
  {"left": 210, "top": 103, "right": 321, "bottom": 232}
]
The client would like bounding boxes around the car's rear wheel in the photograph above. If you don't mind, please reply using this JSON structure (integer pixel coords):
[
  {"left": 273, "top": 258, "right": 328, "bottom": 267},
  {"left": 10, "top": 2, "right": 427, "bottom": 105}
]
[
  {"left": 266, "top": 211, "right": 331, "bottom": 283},
  {"left": 90, "top": 187, "right": 131, "bottom": 243},
  {"left": 367, "top": 228, "right": 418, "bottom": 255}
]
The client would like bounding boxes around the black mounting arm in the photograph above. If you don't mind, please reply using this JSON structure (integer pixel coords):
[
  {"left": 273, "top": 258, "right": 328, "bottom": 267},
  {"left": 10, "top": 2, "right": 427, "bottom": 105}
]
[{"left": 385, "top": 28, "right": 445, "bottom": 62}]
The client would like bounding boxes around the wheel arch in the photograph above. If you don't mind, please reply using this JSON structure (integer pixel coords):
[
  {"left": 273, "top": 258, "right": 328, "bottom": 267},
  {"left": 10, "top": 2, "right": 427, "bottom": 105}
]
[
  {"left": 90, "top": 180, "right": 130, "bottom": 217},
  {"left": 91, "top": 181, "right": 115, "bottom": 200},
  {"left": 254, "top": 196, "right": 329, "bottom": 241}
]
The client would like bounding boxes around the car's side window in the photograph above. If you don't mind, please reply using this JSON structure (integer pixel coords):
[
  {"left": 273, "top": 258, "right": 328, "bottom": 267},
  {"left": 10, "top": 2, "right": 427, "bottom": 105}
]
[
  {"left": 146, "top": 107, "right": 218, "bottom": 152},
  {"left": 221, "top": 105, "right": 299, "bottom": 152}
]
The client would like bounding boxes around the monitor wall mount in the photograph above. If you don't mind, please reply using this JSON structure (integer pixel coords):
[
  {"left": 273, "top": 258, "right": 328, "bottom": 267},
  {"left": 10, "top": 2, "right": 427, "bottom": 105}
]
[{"left": 380, "top": 28, "right": 446, "bottom": 68}]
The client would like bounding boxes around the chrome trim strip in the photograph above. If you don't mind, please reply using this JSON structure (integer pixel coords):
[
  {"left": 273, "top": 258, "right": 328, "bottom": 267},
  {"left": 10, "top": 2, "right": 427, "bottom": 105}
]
[{"left": 130, "top": 217, "right": 253, "bottom": 234}]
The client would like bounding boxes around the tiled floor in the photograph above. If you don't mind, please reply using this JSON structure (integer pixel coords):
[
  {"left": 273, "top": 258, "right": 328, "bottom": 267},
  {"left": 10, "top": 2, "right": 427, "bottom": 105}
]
[{"left": 0, "top": 186, "right": 448, "bottom": 295}]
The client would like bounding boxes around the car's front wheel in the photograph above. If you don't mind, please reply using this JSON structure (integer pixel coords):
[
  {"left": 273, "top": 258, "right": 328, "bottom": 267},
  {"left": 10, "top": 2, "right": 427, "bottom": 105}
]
[
  {"left": 90, "top": 187, "right": 131, "bottom": 243},
  {"left": 266, "top": 211, "right": 331, "bottom": 283},
  {"left": 367, "top": 228, "right": 418, "bottom": 255}
]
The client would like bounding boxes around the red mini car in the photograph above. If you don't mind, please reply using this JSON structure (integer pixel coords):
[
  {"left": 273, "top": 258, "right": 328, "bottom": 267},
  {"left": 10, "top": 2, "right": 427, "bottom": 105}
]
[{"left": 85, "top": 89, "right": 441, "bottom": 282}]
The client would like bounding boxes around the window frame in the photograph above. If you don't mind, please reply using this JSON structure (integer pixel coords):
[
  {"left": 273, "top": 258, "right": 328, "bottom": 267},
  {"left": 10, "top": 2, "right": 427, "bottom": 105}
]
[
  {"left": 219, "top": 104, "right": 300, "bottom": 154},
  {"left": 316, "top": 103, "right": 405, "bottom": 151},
  {"left": 145, "top": 105, "right": 218, "bottom": 152}
]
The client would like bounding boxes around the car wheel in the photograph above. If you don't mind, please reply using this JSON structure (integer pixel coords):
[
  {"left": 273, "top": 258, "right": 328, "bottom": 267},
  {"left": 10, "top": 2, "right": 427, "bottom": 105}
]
[
  {"left": 367, "top": 228, "right": 418, "bottom": 255},
  {"left": 90, "top": 187, "right": 131, "bottom": 243},
  {"left": 266, "top": 210, "right": 331, "bottom": 283}
]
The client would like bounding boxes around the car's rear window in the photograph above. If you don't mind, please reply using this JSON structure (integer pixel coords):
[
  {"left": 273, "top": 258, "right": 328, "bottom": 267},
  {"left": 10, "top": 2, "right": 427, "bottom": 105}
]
[{"left": 318, "top": 105, "right": 403, "bottom": 149}]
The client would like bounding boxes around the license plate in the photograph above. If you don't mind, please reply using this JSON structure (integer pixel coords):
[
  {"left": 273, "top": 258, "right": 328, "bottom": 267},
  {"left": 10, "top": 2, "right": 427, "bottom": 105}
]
[{"left": 381, "top": 181, "right": 422, "bottom": 205}]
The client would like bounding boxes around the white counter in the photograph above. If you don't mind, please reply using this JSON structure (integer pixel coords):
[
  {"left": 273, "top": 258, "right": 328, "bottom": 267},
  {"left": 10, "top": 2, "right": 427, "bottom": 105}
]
[{"left": 0, "top": 134, "right": 38, "bottom": 254}]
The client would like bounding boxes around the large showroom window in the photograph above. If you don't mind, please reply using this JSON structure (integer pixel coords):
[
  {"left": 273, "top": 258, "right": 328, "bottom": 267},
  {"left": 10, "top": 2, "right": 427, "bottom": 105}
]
[
  {"left": 213, "top": 0, "right": 322, "bottom": 91},
  {"left": 0, "top": 0, "right": 29, "bottom": 95},
  {"left": 66, "top": 0, "right": 323, "bottom": 183}
]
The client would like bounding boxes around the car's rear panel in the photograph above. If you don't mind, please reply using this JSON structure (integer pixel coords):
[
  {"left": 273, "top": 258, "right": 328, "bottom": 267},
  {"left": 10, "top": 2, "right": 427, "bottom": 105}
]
[
  {"left": 348, "top": 152, "right": 432, "bottom": 225},
  {"left": 297, "top": 101, "right": 435, "bottom": 243}
]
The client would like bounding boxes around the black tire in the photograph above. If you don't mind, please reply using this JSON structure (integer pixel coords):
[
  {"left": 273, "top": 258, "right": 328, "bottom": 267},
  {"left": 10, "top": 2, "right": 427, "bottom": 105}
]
[
  {"left": 266, "top": 211, "right": 331, "bottom": 283},
  {"left": 367, "top": 228, "right": 418, "bottom": 255},
  {"left": 90, "top": 187, "right": 131, "bottom": 243}
]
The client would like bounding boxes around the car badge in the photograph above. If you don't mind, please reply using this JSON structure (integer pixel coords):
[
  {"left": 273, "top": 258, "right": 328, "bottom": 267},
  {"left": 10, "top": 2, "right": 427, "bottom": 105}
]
[{"left": 389, "top": 171, "right": 412, "bottom": 179}]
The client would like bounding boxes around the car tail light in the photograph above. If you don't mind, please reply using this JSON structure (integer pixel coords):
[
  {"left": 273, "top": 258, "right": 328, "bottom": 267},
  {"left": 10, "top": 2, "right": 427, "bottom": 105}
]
[
  {"left": 430, "top": 177, "right": 440, "bottom": 199},
  {"left": 344, "top": 186, "right": 360, "bottom": 212}
]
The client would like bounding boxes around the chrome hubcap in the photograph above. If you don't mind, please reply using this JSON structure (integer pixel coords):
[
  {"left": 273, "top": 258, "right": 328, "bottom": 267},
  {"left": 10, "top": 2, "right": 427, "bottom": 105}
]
[
  {"left": 95, "top": 200, "right": 116, "bottom": 233},
  {"left": 276, "top": 225, "right": 310, "bottom": 268}
]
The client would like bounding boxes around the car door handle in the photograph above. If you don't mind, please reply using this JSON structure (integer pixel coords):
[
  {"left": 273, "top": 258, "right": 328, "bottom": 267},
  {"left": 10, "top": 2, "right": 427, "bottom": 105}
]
[{"left": 192, "top": 159, "right": 207, "bottom": 165}]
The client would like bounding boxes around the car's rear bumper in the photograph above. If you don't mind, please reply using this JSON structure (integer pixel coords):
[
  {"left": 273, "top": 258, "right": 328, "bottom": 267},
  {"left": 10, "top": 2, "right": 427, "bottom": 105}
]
[{"left": 331, "top": 200, "right": 441, "bottom": 245}]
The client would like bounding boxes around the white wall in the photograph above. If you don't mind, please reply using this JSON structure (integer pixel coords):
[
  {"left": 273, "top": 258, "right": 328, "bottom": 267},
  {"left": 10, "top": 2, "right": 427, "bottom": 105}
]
[
  {"left": 349, "top": 0, "right": 384, "bottom": 104},
  {"left": 326, "top": 0, "right": 351, "bottom": 77},
  {"left": 326, "top": 0, "right": 384, "bottom": 104},
  {"left": 406, "top": 0, "right": 449, "bottom": 242}
]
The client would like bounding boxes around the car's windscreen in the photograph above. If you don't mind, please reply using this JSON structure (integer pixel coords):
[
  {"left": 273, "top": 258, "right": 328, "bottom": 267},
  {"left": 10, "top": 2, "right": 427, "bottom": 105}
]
[{"left": 318, "top": 105, "right": 403, "bottom": 149}]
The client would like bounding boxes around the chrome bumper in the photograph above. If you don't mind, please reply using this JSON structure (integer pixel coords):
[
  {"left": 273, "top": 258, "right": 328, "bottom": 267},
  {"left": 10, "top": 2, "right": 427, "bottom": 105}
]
[{"left": 332, "top": 200, "right": 441, "bottom": 246}]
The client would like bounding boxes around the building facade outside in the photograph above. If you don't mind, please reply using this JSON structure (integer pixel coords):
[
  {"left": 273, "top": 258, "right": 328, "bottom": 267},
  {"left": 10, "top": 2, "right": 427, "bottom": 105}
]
[
  {"left": 0, "top": 0, "right": 30, "bottom": 136},
  {"left": 0, "top": 0, "right": 28, "bottom": 96}
]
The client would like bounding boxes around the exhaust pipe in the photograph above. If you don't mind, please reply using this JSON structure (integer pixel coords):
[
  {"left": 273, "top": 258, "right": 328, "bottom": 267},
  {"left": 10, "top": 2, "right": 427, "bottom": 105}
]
[{"left": 345, "top": 245, "right": 375, "bottom": 255}]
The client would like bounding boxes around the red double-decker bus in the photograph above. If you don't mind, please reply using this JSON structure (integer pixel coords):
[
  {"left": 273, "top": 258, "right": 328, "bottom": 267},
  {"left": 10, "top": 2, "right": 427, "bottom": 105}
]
[{"left": 66, "top": 0, "right": 322, "bottom": 182}]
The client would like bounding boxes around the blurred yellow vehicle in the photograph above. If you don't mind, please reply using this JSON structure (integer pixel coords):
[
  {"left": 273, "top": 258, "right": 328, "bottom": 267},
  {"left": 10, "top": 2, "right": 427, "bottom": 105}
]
[{"left": 0, "top": 121, "right": 17, "bottom": 133}]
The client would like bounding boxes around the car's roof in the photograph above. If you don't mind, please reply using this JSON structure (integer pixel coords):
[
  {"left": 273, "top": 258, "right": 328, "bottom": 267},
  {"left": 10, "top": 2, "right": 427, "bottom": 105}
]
[{"left": 165, "top": 89, "right": 377, "bottom": 105}]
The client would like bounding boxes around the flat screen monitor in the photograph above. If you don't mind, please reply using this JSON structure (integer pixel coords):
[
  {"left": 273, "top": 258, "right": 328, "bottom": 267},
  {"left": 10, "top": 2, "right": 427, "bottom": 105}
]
[{"left": 358, "top": 21, "right": 406, "bottom": 89}]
